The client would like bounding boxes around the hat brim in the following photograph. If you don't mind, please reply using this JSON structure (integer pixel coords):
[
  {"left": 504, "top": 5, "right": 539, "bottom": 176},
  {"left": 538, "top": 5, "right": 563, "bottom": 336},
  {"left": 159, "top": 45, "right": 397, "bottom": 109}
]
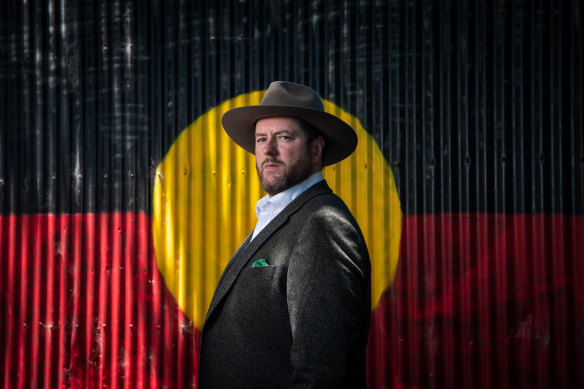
[{"left": 222, "top": 105, "right": 357, "bottom": 166}]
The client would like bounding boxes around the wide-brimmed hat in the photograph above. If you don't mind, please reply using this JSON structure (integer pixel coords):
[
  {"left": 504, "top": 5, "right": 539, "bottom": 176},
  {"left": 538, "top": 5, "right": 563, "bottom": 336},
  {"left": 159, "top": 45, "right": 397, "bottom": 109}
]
[{"left": 222, "top": 81, "right": 357, "bottom": 166}]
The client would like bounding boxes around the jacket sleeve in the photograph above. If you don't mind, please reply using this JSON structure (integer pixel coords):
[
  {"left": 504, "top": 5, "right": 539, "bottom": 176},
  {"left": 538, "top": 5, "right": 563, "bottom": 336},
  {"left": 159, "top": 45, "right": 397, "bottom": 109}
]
[{"left": 286, "top": 206, "right": 370, "bottom": 388}]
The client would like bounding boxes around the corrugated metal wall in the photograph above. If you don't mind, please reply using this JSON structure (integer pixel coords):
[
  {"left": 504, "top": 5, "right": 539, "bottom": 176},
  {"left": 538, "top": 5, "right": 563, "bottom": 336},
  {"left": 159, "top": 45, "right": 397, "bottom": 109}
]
[{"left": 1, "top": 0, "right": 583, "bottom": 388}]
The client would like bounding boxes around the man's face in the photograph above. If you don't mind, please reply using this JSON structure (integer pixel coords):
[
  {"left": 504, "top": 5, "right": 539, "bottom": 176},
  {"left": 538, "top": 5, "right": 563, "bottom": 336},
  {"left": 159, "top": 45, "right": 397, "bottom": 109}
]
[{"left": 254, "top": 117, "right": 319, "bottom": 196}]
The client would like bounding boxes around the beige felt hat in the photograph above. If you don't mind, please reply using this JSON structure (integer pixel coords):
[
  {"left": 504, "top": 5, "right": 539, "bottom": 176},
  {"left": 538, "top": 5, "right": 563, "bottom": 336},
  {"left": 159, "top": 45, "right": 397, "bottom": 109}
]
[{"left": 222, "top": 81, "right": 357, "bottom": 166}]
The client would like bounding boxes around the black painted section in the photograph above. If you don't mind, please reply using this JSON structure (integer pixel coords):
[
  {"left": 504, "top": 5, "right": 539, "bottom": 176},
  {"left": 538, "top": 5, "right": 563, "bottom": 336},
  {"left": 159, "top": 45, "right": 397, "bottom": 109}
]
[{"left": 1, "top": 0, "right": 583, "bottom": 214}]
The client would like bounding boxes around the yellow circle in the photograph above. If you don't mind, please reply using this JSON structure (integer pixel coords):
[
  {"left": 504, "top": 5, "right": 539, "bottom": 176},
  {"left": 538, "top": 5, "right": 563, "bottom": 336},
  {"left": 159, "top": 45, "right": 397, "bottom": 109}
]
[{"left": 152, "top": 91, "right": 402, "bottom": 330}]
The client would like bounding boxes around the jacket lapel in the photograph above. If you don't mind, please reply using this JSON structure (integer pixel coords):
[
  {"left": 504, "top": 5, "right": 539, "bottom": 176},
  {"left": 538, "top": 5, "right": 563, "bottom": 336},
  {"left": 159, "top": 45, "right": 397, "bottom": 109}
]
[{"left": 203, "top": 181, "right": 332, "bottom": 324}]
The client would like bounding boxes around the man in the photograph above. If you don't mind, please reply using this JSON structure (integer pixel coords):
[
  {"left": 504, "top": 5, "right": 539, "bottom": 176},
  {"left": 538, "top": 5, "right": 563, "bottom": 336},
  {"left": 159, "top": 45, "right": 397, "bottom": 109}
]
[{"left": 198, "top": 81, "right": 371, "bottom": 388}]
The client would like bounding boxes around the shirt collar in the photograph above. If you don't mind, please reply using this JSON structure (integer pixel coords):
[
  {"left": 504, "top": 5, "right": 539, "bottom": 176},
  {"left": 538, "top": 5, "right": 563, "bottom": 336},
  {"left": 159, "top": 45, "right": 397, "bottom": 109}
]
[{"left": 256, "top": 171, "right": 324, "bottom": 215}]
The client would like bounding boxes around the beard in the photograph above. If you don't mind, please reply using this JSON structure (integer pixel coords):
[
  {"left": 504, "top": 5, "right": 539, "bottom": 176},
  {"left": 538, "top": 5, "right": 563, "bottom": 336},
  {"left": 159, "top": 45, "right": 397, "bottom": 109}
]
[{"left": 257, "top": 152, "right": 313, "bottom": 196}]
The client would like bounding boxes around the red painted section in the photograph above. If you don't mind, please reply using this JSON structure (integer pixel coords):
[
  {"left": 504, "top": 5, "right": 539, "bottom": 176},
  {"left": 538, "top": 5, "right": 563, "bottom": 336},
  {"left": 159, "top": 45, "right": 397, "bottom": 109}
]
[
  {"left": 0, "top": 213, "right": 199, "bottom": 389},
  {"left": 368, "top": 213, "right": 584, "bottom": 388},
  {"left": 1, "top": 213, "right": 583, "bottom": 388}
]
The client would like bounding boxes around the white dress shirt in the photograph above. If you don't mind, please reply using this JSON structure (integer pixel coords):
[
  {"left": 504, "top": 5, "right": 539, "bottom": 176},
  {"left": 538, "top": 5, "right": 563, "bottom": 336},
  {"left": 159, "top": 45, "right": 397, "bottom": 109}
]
[{"left": 251, "top": 171, "right": 323, "bottom": 241}]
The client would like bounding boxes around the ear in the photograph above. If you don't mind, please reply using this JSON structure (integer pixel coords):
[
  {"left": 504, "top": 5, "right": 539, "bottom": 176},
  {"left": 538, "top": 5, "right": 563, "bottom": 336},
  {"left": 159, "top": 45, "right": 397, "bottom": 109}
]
[{"left": 311, "top": 136, "right": 325, "bottom": 165}]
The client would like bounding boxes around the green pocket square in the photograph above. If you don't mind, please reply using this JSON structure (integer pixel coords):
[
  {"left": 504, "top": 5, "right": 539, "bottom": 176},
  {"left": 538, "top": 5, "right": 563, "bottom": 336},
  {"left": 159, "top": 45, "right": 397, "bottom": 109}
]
[{"left": 251, "top": 259, "right": 269, "bottom": 268}]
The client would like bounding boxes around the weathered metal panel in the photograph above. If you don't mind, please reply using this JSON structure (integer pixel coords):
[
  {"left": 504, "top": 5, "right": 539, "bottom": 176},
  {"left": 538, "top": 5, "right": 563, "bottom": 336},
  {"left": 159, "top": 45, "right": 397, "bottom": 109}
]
[{"left": 1, "top": 0, "right": 583, "bottom": 388}]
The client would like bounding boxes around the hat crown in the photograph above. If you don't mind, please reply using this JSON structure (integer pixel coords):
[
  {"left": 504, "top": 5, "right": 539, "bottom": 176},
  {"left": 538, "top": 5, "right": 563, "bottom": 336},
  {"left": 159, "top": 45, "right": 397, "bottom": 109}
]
[{"left": 260, "top": 81, "right": 324, "bottom": 112}]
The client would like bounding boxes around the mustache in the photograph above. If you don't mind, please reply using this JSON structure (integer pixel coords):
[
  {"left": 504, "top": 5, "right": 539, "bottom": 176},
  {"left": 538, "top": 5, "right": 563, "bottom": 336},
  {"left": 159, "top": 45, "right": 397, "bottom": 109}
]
[{"left": 261, "top": 158, "right": 283, "bottom": 167}]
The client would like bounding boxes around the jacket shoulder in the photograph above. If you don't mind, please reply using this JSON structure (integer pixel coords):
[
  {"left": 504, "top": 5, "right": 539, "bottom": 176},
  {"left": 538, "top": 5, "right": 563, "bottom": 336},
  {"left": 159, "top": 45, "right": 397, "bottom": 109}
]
[
  {"left": 301, "top": 190, "right": 360, "bottom": 229},
  {"left": 291, "top": 189, "right": 370, "bottom": 275}
]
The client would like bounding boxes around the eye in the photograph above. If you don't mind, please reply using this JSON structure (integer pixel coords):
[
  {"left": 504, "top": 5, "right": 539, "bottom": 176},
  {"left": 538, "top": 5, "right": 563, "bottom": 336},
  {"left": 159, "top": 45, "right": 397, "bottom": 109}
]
[
  {"left": 278, "top": 135, "right": 291, "bottom": 141},
  {"left": 256, "top": 137, "right": 266, "bottom": 143}
]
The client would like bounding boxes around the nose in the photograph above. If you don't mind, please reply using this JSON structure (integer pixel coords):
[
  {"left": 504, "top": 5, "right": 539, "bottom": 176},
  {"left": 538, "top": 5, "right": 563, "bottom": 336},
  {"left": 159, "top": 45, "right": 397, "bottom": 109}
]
[{"left": 263, "top": 136, "right": 278, "bottom": 156}]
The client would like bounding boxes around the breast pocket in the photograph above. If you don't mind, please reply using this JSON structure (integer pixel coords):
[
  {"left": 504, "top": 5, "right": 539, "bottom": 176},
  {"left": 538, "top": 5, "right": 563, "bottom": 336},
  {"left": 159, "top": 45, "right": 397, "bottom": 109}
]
[
  {"left": 249, "top": 265, "right": 277, "bottom": 280},
  {"left": 241, "top": 264, "right": 285, "bottom": 298}
]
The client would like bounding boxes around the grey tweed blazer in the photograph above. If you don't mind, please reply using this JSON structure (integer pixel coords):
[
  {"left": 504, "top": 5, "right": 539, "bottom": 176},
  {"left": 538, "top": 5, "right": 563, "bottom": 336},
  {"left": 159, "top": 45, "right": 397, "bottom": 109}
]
[{"left": 198, "top": 180, "right": 371, "bottom": 388}]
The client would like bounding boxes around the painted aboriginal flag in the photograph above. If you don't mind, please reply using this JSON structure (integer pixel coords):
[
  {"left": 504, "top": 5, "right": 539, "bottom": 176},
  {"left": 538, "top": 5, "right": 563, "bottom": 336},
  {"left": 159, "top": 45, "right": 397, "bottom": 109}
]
[{"left": 1, "top": 1, "right": 583, "bottom": 388}]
